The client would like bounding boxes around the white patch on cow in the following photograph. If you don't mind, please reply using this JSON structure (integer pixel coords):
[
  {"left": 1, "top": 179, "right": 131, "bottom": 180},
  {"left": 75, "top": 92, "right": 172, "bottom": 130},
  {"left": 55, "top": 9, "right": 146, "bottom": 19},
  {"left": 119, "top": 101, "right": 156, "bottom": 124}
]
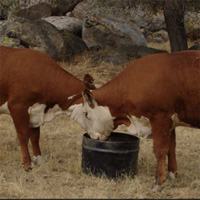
[
  {"left": 33, "top": 155, "right": 45, "bottom": 166},
  {"left": 31, "top": 162, "right": 35, "bottom": 168},
  {"left": 0, "top": 102, "right": 10, "bottom": 114},
  {"left": 127, "top": 116, "right": 152, "bottom": 138},
  {"left": 28, "top": 103, "right": 46, "bottom": 127},
  {"left": 69, "top": 103, "right": 92, "bottom": 133},
  {"left": 171, "top": 113, "right": 190, "bottom": 128},
  {"left": 94, "top": 83, "right": 102, "bottom": 88},
  {"left": 168, "top": 171, "right": 176, "bottom": 180},
  {"left": 152, "top": 184, "right": 162, "bottom": 192},
  {"left": 70, "top": 103, "right": 115, "bottom": 140},
  {"left": 127, "top": 113, "right": 190, "bottom": 138},
  {"left": 28, "top": 103, "right": 66, "bottom": 127},
  {"left": 68, "top": 94, "right": 77, "bottom": 100}
]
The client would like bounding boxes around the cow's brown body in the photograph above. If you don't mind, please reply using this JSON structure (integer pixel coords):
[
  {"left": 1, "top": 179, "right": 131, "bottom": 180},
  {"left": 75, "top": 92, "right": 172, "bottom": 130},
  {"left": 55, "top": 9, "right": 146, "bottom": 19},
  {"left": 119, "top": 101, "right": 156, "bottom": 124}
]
[
  {"left": 75, "top": 50, "right": 200, "bottom": 187},
  {"left": 0, "top": 45, "right": 92, "bottom": 170},
  {"left": 95, "top": 50, "right": 200, "bottom": 128}
]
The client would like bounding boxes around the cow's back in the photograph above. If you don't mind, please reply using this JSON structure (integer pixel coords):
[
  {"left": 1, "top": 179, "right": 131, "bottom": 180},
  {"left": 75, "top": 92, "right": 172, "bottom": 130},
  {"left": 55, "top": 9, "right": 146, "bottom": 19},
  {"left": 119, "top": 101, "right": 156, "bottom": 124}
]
[{"left": 0, "top": 45, "right": 63, "bottom": 84}]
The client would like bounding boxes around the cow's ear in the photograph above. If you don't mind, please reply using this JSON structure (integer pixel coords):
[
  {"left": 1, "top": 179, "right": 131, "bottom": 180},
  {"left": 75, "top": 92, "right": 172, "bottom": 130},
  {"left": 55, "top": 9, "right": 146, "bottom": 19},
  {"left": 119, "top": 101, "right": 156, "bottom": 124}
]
[
  {"left": 84, "top": 74, "right": 96, "bottom": 90},
  {"left": 82, "top": 89, "right": 96, "bottom": 108}
]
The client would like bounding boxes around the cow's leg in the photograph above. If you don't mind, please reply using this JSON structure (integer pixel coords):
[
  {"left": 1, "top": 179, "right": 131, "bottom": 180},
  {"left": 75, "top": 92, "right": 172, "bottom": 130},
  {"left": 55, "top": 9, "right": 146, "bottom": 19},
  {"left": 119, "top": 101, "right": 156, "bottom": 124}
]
[
  {"left": 167, "top": 129, "right": 177, "bottom": 179},
  {"left": 30, "top": 127, "right": 45, "bottom": 166},
  {"left": 150, "top": 114, "right": 172, "bottom": 186},
  {"left": 9, "top": 103, "right": 32, "bottom": 171}
]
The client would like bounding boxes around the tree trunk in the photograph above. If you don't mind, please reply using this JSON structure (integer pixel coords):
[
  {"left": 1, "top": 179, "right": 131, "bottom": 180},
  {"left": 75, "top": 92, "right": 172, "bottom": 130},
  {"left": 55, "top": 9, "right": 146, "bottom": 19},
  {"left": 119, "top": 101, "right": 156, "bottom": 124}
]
[{"left": 163, "top": 0, "right": 188, "bottom": 52}]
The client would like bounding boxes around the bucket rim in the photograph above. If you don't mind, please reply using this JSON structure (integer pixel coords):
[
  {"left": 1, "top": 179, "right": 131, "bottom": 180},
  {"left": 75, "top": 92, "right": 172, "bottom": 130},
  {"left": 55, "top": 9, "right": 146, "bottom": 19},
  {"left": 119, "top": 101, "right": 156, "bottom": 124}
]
[{"left": 83, "top": 132, "right": 140, "bottom": 144}]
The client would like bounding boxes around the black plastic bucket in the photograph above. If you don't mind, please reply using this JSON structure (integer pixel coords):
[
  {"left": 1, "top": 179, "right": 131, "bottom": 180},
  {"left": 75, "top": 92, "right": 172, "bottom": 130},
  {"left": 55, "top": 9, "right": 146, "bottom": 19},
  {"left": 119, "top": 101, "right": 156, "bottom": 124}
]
[{"left": 81, "top": 132, "right": 140, "bottom": 179}]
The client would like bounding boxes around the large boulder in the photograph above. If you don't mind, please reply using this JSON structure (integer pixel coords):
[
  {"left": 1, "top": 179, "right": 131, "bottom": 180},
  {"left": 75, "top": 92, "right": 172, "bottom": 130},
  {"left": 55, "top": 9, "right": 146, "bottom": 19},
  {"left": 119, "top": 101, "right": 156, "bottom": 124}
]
[
  {"left": 8, "top": 0, "right": 82, "bottom": 18},
  {"left": 89, "top": 45, "right": 168, "bottom": 66},
  {"left": 72, "top": 0, "right": 98, "bottom": 20},
  {"left": 15, "top": 2, "right": 52, "bottom": 20},
  {"left": 42, "top": 16, "right": 82, "bottom": 36},
  {"left": 147, "top": 15, "right": 166, "bottom": 32},
  {"left": 0, "top": 17, "right": 66, "bottom": 61},
  {"left": 62, "top": 32, "right": 88, "bottom": 55},
  {"left": 51, "top": 0, "right": 82, "bottom": 16},
  {"left": 82, "top": 15, "right": 147, "bottom": 49},
  {"left": 0, "top": 17, "right": 88, "bottom": 60}
]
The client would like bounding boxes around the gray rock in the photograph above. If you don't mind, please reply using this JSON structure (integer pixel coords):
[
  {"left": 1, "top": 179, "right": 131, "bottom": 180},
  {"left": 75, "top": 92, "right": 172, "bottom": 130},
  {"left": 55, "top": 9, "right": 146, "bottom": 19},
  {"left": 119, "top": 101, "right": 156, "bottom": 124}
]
[
  {"left": 148, "top": 30, "right": 169, "bottom": 43},
  {"left": 0, "top": 17, "right": 66, "bottom": 61},
  {"left": 147, "top": 15, "right": 166, "bottom": 32},
  {"left": 72, "top": 0, "right": 98, "bottom": 20},
  {"left": 185, "top": 12, "right": 200, "bottom": 40},
  {"left": 42, "top": 16, "right": 82, "bottom": 36},
  {"left": 15, "top": 2, "right": 52, "bottom": 20},
  {"left": 62, "top": 32, "right": 88, "bottom": 56},
  {"left": 120, "top": 45, "right": 167, "bottom": 58},
  {"left": 129, "top": 6, "right": 147, "bottom": 28},
  {"left": 82, "top": 15, "right": 147, "bottom": 49},
  {"left": 89, "top": 45, "right": 167, "bottom": 66},
  {"left": 51, "top": 0, "right": 82, "bottom": 16}
]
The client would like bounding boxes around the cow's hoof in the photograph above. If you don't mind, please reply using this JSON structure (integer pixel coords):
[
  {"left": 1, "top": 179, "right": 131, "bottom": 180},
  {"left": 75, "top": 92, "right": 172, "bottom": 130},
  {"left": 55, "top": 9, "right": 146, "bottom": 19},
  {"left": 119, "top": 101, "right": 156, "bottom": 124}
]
[
  {"left": 33, "top": 155, "right": 45, "bottom": 166},
  {"left": 24, "top": 162, "right": 34, "bottom": 172},
  {"left": 24, "top": 166, "right": 32, "bottom": 172},
  {"left": 168, "top": 171, "right": 178, "bottom": 180},
  {"left": 151, "top": 185, "right": 162, "bottom": 192}
]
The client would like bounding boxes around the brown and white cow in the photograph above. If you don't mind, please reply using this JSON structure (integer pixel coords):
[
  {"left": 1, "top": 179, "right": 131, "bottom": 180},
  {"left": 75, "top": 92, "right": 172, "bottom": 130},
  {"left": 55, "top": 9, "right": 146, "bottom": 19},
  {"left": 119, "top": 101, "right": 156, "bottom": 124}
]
[
  {"left": 70, "top": 50, "right": 200, "bottom": 187},
  {"left": 0, "top": 45, "right": 95, "bottom": 170}
]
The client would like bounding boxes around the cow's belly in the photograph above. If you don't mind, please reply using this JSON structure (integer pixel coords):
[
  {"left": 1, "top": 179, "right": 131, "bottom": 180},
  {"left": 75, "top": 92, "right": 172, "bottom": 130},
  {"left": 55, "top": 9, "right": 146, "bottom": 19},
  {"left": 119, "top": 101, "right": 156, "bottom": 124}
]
[
  {"left": 127, "top": 116, "right": 151, "bottom": 138},
  {"left": 127, "top": 113, "right": 191, "bottom": 138},
  {"left": 0, "top": 102, "right": 69, "bottom": 127},
  {"left": 28, "top": 103, "right": 67, "bottom": 127}
]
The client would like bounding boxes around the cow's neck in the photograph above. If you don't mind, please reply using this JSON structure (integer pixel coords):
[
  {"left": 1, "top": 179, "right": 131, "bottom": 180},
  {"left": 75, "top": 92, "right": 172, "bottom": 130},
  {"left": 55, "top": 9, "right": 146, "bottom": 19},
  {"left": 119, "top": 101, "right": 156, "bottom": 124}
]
[
  {"left": 93, "top": 77, "right": 133, "bottom": 118},
  {"left": 26, "top": 72, "right": 86, "bottom": 128},
  {"left": 41, "top": 70, "right": 86, "bottom": 110}
]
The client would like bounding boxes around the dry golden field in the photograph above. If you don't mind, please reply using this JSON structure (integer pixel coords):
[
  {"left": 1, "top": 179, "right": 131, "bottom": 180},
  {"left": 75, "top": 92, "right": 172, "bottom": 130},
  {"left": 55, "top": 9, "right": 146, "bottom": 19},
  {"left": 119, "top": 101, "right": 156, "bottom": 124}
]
[{"left": 0, "top": 43, "right": 200, "bottom": 199}]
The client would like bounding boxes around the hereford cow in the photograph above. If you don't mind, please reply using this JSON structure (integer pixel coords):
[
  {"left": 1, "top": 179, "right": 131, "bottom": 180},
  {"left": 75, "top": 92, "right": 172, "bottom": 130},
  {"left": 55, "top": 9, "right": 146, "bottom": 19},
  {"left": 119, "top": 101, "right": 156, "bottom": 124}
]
[
  {"left": 0, "top": 45, "right": 95, "bottom": 171},
  {"left": 69, "top": 50, "right": 200, "bottom": 188}
]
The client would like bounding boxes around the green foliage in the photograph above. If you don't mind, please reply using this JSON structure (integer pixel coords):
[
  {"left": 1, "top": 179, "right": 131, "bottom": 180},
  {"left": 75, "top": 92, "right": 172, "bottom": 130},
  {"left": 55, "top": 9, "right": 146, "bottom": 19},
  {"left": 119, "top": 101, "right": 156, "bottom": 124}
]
[{"left": 0, "top": 36, "right": 18, "bottom": 47}]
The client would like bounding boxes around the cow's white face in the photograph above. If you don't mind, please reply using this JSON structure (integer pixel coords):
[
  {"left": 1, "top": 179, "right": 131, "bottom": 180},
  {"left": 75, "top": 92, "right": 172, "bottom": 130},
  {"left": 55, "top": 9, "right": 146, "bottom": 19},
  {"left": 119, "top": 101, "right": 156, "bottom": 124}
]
[{"left": 70, "top": 90, "right": 115, "bottom": 140}]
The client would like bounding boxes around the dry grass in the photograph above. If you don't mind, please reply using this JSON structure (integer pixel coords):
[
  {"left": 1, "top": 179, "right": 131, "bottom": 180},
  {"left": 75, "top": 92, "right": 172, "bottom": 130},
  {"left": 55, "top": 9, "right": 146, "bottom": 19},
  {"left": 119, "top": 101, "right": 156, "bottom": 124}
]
[
  {"left": 0, "top": 42, "right": 200, "bottom": 199},
  {"left": 147, "top": 39, "right": 197, "bottom": 52}
]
